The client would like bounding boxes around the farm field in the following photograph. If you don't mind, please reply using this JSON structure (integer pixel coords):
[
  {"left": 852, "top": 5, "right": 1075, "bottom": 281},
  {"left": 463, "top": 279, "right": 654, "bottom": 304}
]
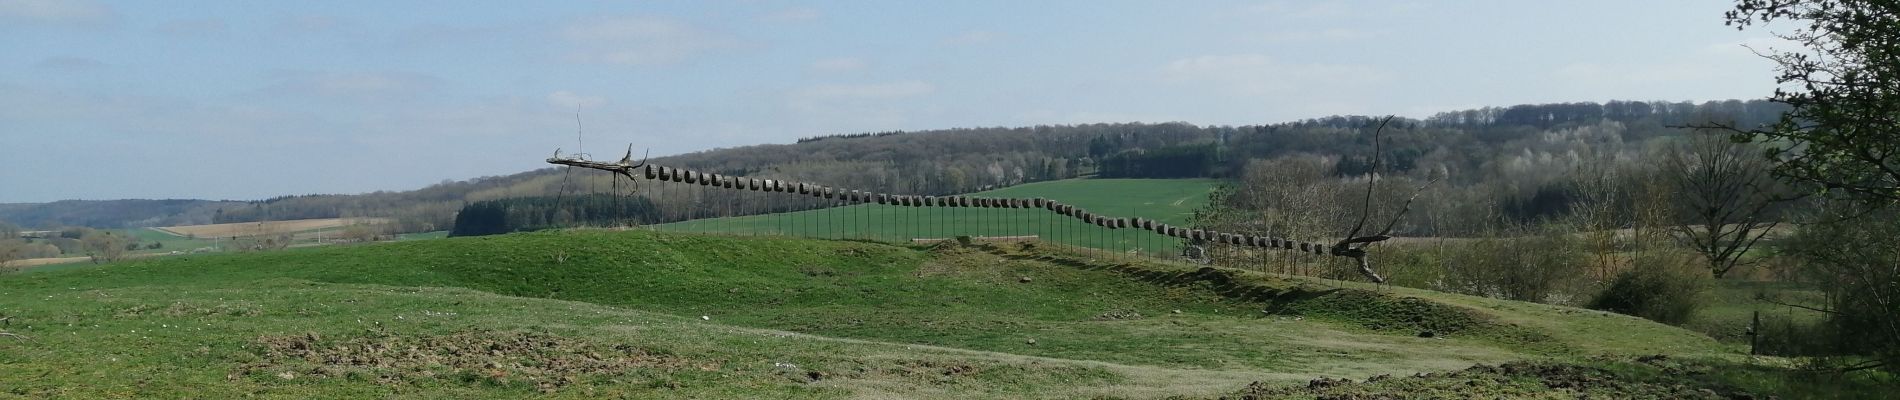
[
  {"left": 656, "top": 178, "right": 1220, "bottom": 257},
  {"left": 0, "top": 229, "right": 1875, "bottom": 398},
  {"left": 151, "top": 218, "right": 389, "bottom": 239}
]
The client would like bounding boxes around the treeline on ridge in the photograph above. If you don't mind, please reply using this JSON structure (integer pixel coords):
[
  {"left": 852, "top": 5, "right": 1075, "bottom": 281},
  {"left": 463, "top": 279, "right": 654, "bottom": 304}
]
[
  {"left": 449, "top": 194, "right": 658, "bottom": 237},
  {"left": 1, "top": 99, "right": 1787, "bottom": 236}
]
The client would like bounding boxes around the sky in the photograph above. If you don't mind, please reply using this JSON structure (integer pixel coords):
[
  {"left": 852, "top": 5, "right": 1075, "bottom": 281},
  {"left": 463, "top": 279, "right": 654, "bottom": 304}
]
[{"left": 0, "top": 0, "right": 1790, "bottom": 203}]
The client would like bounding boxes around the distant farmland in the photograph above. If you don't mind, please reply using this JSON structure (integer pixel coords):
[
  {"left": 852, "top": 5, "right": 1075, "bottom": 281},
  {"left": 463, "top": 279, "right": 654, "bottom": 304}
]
[
  {"left": 153, "top": 217, "right": 388, "bottom": 238},
  {"left": 656, "top": 178, "right": 1219, "bottom": 256}
]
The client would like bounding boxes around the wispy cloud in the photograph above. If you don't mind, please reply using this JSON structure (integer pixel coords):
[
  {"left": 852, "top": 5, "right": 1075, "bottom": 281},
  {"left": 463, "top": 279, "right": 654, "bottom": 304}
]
[
  {"left": 1258, "top": 28, "right": 1375, "bottom": 43},
  {"left": 560, "top": 15, "right": 736, "bottom": 66},
  {"left": 808, "top": 57, "right": 867, "bottom": 73},
  {"left": 1548, "top": 38, "right": 1789, "bottom": 99},
  {"left": 761, "top": 7, "right": 820, "bottom": 23},
  {"left": 941, "top": 30, "right": 1002, "bottom": 46},
  {"left": 783, "top": 81, "right": 938, "bottom": 134},
  {"left": 1162, "top": 54, "right": 1391, "bottom": 94},
  {"left": 1241, "top": 1, "right": 1350, "bottom": 19},
  {"left": 794, "top": 81, "right": 935, "bottom": 100},
  {"left": 34, "top": 56, "right": 105, "bottom": 71},
  {"left": 546, "top": 90, "right": 607, "bottom": 108},
  {"left": 250, "top": 70, "right": 442, "bottom": 101},
  {"left": 155, "top": 18, "right": 227, "bottom": 37},
  {"left": 0, "top": 0, "right": 114, "bottom": 26},
  {"left": 278, "top": 14, "right": 350, "bottom": 33}
]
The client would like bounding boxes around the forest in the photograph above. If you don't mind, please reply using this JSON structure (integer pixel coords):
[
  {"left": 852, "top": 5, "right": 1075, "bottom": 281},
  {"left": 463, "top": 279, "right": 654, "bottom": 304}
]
[{"left": 0, "top": 99, "right": 1791, "bottom": 236}]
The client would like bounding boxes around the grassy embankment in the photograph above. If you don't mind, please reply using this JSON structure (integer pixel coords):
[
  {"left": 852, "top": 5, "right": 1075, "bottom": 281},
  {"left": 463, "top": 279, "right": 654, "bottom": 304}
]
[{"left": 4, "top": 228, "right": 1882, "bottom": 398}]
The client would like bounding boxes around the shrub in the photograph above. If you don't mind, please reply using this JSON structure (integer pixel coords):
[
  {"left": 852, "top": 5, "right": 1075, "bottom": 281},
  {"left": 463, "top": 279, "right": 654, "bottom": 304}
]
[
  {"left": 1588, "top": 250, "right": 1710, "bottom": 325},
  {"left": 1441, "top": 225, "right": 1587, "bottom": 303}
]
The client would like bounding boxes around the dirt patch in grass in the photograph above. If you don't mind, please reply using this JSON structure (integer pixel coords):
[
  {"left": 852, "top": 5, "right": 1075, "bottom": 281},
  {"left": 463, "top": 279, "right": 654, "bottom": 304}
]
[
  {"left": 1220, "top": 358, "right": 1765, "bottom": 400},
  {"left": 236, "top": 329, "right": 689, "bottom": 392},
  {"left": 116, "top": 301, "right": 262, "bottom": 318}
]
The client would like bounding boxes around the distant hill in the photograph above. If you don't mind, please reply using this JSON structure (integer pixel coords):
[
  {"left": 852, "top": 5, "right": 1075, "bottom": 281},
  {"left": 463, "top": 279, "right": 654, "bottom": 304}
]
[
  {"left": 0, "top": 199, "right": 243, "bottom": 229},
  {"left": 0, "top": 100, "right": 1789, "bottom": 231}
]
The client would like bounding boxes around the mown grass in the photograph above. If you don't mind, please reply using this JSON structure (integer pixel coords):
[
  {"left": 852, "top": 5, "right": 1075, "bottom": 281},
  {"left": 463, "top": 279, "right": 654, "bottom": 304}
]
[
  {"left": 0, "top": 229, "right": 1817, "bottom": 398},
  {"left": 655, "top": 178, "right": 1218, "bottom": 256}
]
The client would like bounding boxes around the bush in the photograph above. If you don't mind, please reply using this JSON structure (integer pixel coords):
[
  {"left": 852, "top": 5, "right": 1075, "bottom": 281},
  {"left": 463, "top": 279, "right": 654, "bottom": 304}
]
[
  {"left": 1780, "top": 207, "right": 1900, "bottom": 372},
  {"left": 1588, "top": 250, "right": 1710, "bottom": 325},
  {"left": 1441, "top": 225, "right": 1587, "bottom": 303}
]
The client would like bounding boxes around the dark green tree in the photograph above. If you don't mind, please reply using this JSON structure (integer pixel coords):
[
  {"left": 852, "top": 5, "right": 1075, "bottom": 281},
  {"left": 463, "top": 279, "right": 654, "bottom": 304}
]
[
  {"left": 1727, "top": 0, "right": 1900, "bottom": 372},
  {"left": 1726, "top": 0, "right": 1900, "bottom": 201}
]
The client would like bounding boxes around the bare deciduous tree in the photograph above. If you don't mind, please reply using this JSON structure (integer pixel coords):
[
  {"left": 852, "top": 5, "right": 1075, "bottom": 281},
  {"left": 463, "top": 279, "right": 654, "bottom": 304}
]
[
  {"left": 1662, "top": 130, "right": 1780, "bottom": 278},
  {"left": 80, "top": 231, "right": 129, "bottom": 263}
]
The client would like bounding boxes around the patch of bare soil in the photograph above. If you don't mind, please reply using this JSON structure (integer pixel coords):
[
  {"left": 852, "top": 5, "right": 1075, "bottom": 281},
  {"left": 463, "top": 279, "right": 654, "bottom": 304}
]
[
  {"left": 1220, "top": 358, "right": 1765, "bottom": 400},
  {"left": 235, "top": 329, "right": 687, "bottom": 392}
]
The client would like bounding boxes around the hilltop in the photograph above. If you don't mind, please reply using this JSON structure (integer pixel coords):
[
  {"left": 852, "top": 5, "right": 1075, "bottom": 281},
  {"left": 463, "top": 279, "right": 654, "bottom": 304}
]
[{"left": 4, "top": 229, "right": 1865, "bottom": 398}]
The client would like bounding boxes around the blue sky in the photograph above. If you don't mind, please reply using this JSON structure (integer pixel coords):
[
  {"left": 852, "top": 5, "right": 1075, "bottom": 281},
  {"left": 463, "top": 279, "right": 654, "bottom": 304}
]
[{"left": 1, "top": 0, "right": 1785, "bottom": 202}]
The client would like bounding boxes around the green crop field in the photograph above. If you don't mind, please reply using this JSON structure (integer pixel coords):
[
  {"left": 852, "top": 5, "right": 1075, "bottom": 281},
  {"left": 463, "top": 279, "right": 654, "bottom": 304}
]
[
  {"left": 655, "top": 178, "right": 1220, "bottom": 257},
  {"left": 2, "top": 229, "right": 1878, "bottom": 398},
  {"left": 130, "top": 227, "right": 216, "bottom": 254}
]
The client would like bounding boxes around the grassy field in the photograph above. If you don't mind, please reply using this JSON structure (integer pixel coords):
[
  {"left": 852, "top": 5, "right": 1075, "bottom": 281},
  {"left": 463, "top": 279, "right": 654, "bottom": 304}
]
[
  {"left": 656, "top": 178, "right": 1219, "bottom": 257},
  {"left": 3, "top": 228, "right": 1881, "bottom": 398}
]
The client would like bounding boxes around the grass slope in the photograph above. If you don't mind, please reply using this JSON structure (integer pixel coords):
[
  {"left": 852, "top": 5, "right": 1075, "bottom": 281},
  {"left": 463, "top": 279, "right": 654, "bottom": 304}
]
[
  {"left": 0, "top": 229, "right": 1798, "bottom": 398},
  {"left": 655, "top": 178, "right": 1217, "bottom": 255}
]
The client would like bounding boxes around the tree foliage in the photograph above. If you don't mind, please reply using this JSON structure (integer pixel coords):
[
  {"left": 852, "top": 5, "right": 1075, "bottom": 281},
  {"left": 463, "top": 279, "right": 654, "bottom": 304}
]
[
  {"left": 1727, "top": 0, "right": 1900, "bottom": 201},
  {"left": 1727, "top": 0, "right": 1900, "bottom": 372},
  {"left": 451, "top": 194, "right": 659, "bottom": 237}
]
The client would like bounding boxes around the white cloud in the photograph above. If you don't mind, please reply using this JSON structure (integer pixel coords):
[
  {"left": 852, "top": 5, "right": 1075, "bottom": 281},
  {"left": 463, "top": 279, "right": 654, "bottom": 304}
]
[
  {"left": 156, "top": 18, "right": 227, "bottom": 36},
  {"left": 1015, "top": 110, "right": 1182, "bottom": 125},
  {"left": 942, "top": 30, "right": 1002, "bottom": 46},
  {"left": 279, "top": 14, "right": 349, "bottom": 33},
  {"left": 1162, "top": 54, "right": 1392, "bottom": 95},
  {"left": 1549, "top": 38, "right": 1787, "bottom": 100},
  {"left": 252, "top": 71, "right": 442, "bottom": 100},
  {"left": 561, "top": 15, "right": 735, "bottom": 66},
  {"left": 1241, "top": 1, "right": 1425, "bottom": 19},
  {"left": 795, "top": 81, "right": 935, "bottom": 100},
  {"left": 808, "top": 57, "right": 867, "bottom": 73},
  {"left": 1242, "top": 1, "right": 1349, "bottom": 19},
  {"left": 781, "top": 81, "right": 939, "bottom": 135},
  {"left": 1258, "top": 28, "right": 1375, "bottom": 43},
  {"left": 0, "top": 0, "right": 112, "bottom": 25},
  {"left": 1703, "top": 36, "right": 1800, "bottom": 58},
  {"left": 546, "top": 90, "right": 607, "bottom": 108},
  {"left": 35, "top": 56, "right": 104, "bottom": 71},
  {"left": 762, "top": 8, "right": 820, "bottom": 23}
]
